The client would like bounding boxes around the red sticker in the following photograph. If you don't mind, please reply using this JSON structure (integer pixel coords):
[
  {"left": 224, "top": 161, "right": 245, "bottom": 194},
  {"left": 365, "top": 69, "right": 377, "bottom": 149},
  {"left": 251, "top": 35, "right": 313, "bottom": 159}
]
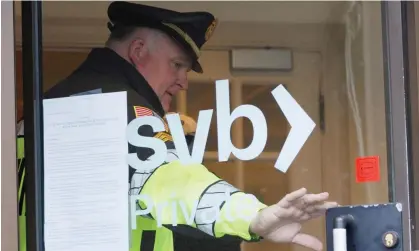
[{"left": 356, "top": 156, "right": 380, "bottom": 183}]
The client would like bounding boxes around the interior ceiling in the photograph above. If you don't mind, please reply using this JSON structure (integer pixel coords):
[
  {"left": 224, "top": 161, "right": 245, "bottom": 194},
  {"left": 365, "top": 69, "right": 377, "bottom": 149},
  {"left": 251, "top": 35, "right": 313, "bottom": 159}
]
[{"left": 14, "top": 1, "right": 346, "bottom": 24}]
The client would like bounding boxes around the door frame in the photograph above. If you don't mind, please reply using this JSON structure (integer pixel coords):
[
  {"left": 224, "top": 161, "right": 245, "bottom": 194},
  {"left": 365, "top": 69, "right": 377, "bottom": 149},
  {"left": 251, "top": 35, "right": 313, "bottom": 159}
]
[
  {"left": 382, "top": 1, "right": 418, "bottom": 251},
  {"left": 8, "top": 1, "right": 417, "bottom": 251},
  {"left": 400, "top": 1, "right": 419, "bottom": 249}
]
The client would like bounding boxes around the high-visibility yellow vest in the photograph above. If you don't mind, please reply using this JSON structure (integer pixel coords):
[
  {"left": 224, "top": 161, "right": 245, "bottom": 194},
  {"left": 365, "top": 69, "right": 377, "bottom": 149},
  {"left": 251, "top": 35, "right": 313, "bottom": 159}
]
[
  {"left": 17, "top": 136, "right": 26, "bottom": 251},
  {"left": 16, "top": 134, "right": 173, "bottom": 251},
  {"left": 16, "top": 118, "right": 266, "bottom": 251},
  {"left": 132, "top": 217, "right": 173, "bottom": 251}
]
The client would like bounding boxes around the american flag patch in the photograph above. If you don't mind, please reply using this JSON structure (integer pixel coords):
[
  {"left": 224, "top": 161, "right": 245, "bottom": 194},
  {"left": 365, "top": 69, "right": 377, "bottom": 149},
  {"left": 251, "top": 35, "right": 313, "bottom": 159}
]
[{"left": 133, "top": 106, "right": 153, "bottom": 118}]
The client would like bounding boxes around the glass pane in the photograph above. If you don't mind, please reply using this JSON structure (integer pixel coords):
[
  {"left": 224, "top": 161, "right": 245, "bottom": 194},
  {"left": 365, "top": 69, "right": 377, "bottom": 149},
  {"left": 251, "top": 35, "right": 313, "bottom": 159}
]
[
  {"left": 33, "top": 2, "right": 392, "bottom": 251},
  {"left": 243, "top": 161, "right": 290, "bottom": 251},
  {"left": 234, "top": 2, "right": 389, "bottom": 251},
  {"left": 242, "top": 84, "right": 288, "bottom": 152},
  {"left": 168, "top": 95, "right": 177, "bottom": 113},
  {"left": 203, "top": 160, "right": 238, "bottom": 187},
  {"left": 186, "top": 82, "right": 231, "bottom": 152},
  {"left": 15, "top": 50, "right": 88, "bottom": 120}
]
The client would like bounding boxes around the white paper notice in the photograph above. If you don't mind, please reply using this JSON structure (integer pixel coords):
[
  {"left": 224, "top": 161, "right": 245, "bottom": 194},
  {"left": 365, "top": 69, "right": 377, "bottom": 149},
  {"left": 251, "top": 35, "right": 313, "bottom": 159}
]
[{"left": 43, "top": 91, "right": 129, "bottom": 251}]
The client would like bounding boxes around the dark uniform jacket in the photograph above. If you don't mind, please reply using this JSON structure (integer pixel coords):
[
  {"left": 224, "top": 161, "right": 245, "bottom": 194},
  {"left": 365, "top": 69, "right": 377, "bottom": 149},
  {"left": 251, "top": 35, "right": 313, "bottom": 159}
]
[{"left": 43, "top": 47, "right": 242, "bottom": 251}]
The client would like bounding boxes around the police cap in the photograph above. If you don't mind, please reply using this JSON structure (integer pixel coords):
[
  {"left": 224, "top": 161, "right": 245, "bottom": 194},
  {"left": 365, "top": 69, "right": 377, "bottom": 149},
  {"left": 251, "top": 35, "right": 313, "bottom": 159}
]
[{"left": 107, "top": 1, "right": 218, "bottom": 73}]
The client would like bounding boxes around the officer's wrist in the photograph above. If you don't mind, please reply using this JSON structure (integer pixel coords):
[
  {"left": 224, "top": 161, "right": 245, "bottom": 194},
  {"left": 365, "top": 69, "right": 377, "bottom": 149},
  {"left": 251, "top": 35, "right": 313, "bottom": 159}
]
[
  {"left": 248, "top": 228, "right": 263, "bottom": 242},
  {"left": 248, "top": 207, "right": 266, "bottom": 242}
]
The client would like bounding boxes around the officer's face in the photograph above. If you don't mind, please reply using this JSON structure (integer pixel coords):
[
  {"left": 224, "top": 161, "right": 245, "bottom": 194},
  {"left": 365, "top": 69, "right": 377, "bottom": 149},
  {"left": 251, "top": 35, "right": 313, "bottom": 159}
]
[{"left": 132, "top": 35, "right": 192, "bottom": 112}]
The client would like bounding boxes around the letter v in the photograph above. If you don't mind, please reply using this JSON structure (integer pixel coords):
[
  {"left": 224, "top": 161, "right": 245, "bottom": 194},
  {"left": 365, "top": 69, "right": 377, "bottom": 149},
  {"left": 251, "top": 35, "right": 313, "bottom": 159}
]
[{"left": 165, "top": 110, "right": 213, "bottom": 165}]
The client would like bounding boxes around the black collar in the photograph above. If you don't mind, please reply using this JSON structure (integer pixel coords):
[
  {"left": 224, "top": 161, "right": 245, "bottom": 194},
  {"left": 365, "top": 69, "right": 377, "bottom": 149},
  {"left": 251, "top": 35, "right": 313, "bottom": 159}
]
[{"left": 82, "top": 47, "right": 165, "bottom": 116}]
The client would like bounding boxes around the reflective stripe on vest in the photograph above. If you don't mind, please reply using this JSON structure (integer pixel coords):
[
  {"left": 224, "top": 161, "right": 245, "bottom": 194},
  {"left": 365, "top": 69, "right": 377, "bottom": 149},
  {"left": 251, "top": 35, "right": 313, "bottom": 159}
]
[
  {"left": 131, "top": 217, "right": 173, "bottom": 251},
  {"left": 17, "top": 136, "right": 27, "bottom": 251},
  {"left": 17, "top": 136, "right": 173, "bottom": 251}
]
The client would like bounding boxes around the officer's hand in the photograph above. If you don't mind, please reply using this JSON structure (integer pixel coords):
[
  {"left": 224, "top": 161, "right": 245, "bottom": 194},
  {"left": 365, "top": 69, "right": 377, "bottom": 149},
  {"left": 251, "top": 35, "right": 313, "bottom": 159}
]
[
  {"left": 249, "top": 187, "right": 338, "bottom": 251},
  {"left": 179, "top": 114, "right": 197, "bottom": 135}
]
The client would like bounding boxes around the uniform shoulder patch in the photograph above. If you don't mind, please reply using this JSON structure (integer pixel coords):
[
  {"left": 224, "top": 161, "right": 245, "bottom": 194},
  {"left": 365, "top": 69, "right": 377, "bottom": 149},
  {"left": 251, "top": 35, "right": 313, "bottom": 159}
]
[
  {"left": 133, "top": 106, "right": 153, "bottom": 118},
  {"left": 154, "top": 131, "right": 173, "bottom": 142},
  {"left": 133, "top": 106, "right": 171, "bottom": 132}
]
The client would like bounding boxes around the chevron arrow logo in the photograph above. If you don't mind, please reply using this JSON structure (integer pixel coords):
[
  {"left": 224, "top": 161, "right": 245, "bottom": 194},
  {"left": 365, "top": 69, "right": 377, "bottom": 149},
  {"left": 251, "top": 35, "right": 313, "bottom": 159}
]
[{"left": 271, "top": 84, "right": 316, "bottom": 173}]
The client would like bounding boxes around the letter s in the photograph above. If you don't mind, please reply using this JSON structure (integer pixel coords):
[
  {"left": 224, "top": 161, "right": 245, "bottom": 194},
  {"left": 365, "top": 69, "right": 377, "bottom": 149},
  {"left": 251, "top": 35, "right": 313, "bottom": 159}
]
[{"left": 126, "top": 116, "right": 167, "bottom": 171}]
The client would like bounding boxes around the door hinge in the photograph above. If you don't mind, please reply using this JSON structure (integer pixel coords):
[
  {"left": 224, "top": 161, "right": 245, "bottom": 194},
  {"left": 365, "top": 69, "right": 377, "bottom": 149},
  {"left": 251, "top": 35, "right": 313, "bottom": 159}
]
[{"left": 319, "top": 93, "right": 325, "bottom": 133}]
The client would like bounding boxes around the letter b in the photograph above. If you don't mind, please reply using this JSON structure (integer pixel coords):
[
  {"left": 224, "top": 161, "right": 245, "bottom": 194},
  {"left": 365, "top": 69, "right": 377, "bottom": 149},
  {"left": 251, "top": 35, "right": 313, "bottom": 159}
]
[{"left": 215, "top": 79, "right": 267, "bottom": 162}]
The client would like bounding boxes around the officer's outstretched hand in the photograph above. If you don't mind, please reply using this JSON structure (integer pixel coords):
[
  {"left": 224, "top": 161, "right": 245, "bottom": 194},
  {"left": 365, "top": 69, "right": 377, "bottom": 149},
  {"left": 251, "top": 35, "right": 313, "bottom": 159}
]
[{"left": 249, "top": 187, "right": 338, "bottom": 251}]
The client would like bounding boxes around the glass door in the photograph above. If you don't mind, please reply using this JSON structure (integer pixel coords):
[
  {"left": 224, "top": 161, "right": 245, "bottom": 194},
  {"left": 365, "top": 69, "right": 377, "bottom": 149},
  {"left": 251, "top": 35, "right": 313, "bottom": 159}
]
[
  {"left": 170, "top": 2, "right": 416, "bottom": 251},
  {"left": 17, "top": 1, "right": 417, "bottom": 251}
]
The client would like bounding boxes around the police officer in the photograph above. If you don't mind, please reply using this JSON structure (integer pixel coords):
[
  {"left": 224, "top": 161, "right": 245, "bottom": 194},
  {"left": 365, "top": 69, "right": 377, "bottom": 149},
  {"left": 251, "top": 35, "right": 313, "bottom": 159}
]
[{"left": 20, "top": 2, "right": 338, "bottom": 251}]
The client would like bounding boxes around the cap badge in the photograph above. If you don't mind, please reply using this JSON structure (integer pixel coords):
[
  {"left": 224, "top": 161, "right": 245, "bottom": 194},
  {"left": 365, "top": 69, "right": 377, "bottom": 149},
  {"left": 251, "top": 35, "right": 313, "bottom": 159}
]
[{"left": 205, "top": 19, "right": 218, "bottom": 41}]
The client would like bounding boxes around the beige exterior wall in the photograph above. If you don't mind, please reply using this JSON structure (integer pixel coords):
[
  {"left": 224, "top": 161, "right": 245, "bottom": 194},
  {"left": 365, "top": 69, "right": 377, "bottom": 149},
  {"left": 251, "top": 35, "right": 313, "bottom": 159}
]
[{"left": 2, "top": 2, "right": 19, "bottom": 251}]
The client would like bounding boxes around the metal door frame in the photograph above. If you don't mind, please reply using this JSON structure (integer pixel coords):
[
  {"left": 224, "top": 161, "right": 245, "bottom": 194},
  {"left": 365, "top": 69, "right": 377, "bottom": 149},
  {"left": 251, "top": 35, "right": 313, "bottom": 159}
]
[
  {"left": 21, "top": 2, "right": 45, "bottom": 251},
  {"left": 399, "top": 1, "right": 419, "bottom": 250},
  {"left": 382, "top": 1, "right": 419, "bottom": 251},
  {"left": 11, "top": 1, "right": 418, "bottom": 251}
]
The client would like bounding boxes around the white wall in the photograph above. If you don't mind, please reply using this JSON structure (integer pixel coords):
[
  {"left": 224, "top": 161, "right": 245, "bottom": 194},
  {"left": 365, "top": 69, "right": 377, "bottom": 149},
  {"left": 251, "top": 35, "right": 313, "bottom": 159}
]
[{"left": 2, "top": 2, "right": 19, "bottom": 251}]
